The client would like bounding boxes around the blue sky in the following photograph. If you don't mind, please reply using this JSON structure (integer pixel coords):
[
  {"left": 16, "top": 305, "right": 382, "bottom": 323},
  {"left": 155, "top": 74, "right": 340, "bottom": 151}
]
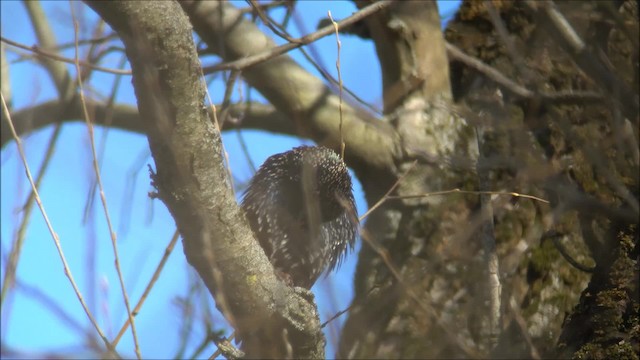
[{"left": 1, "top": 1, "right": 460, "bottom": 358}]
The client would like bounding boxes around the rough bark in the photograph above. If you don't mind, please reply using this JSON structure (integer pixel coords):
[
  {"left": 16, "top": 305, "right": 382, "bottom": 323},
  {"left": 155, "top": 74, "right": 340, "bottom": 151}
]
[
  {"left": 339, "top": 0, "right": 638, "bottom": 358},
  {"left": 338, "top": 1, "right": 480, "bottom": 358},
  {"left": 449, "top": 1, "right": 638, "bottom": 358},
  {"left": 84, "top": 1, "right": 325, "bottom": 358}
]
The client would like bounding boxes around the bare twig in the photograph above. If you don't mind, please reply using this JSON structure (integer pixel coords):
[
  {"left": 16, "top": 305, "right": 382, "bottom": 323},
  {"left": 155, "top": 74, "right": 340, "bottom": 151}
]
[
  {"left": 118, "top": 148, "right": 151, "bottom": 236},
  {"left": 0, "top": 100, "right": 299, "bottom": 148},
  {"left": 43, "top": 34, "right": 118, "bottom": 52},
  {"left": 1, "top": 123, "right": 62, "bottom": 306},
  {"left": 543, "top": 231, "right": 595, "bottom": 273},
  {"left": 445, "top": 42, "right": 604, "bottom": 104},
  {"left": 327, "top": 11, "right": 345, "bottom": 159},
  {"left": 239, "top": 0, "right": 288, "bottom": 15},
  {"left": 23, "top": 1, "right": 75, "bottom": 100},
  {"left": 508, "top": 297, "right": 542, "bottom": 359},
  {"left": 388, "top": 189, "right": 549, "bottom": 204},
  {"left": 199, "top": 62, "right": 237, "bottom": 199},
  {"left": 113, "top": 230, "right": 180, "bottom": 346},
  {"left": 82, "top": 54, "right": 129, "bottom": 225},
  {"left": 1, "top": 36, "right": 131, "bottom": 75},
  {"left": 217, "top": 69, "right": 241, "bottom": 129},
  {"left": 242, "top": 5, "right": 383, "bottom": 116},
  {"left": 70, "top": 11, "right": 141, "bottom": 357},
  {"left": 203, "top": 1, "right": 394, "bottom": 72},
  {"left": 247, "top": 0, "right": 298, "bottom": 44},
  {"left": 3, "top": 0, "right": 86, "bottom": 317},
  {"left": 319, "top": 286, "right": 381, "bottom": 329},
  {"left": 445, "top": 41, "right": 532, "bottom": 98},
  {"left": 1, "top": 92, "right": 117, "bottom": 356},
  {"left": 1, "top": 42, "right": 11, "bottom": 106},
  {"left": 359, "top": 160, "right": 418, "bottom": 222},
  {"left": 485, "top": 2, "right": 531, "bottom": 87}
]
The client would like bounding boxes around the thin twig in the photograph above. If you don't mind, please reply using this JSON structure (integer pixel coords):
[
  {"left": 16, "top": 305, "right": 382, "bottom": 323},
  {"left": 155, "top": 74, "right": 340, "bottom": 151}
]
[
  {"left": 354, "top": 159, "right": 482, "bottom": 357},
  {"left": 319, "top": 286, "right": 378, "bottom": 328},
  {"left": 247, "top": 0, "right": 298, "bottom": 43},
  {"left": 358, "top": 161, "right": 418, "bottom": 222},
  {"left": 291, "top": 11, "right": 382, "bottom": 115},
  {"left": 1, "top": 36, "right": 131, "bottom": 75},
  {"left": 543, "top": 231, "right": 595, "bottom": 273},
  {"left": 82, "top": 54, "right": 129, "bottom": 224},
  {"left": 203, "top": 1, "right": 394, "bottom": 72},
  {"left": 43, "top": 33, "right": 117, "bottom": 52},
  {"left": 387, "top": 188, "right": 550, "bottom": 204},
  {"left": 70, "top": 12, "right": 141, "bottom": 358},
  {"left": 239, "top": 0, "right": 288, "bottom": 15},
  {"left": 508, "top": 297, "right": 542, "bottom": 359},
  {"left": 238, "top": 5, "right": 383, "bottom": 116},
  {"left": 217, "top": 69, "right": 241, "bottom": 129},
  {"left": 199, "top": 62, "right": 236, "bottom": 198},
  {"left": 327, "top": 11, "right": 345, "bottom": 160},
  {"left": 445, "top": 42, "right": 532, "bottom": 98},
  {"left": 1, "top": 92, "right": 118, "bottom": 356},
  {"left": 445, "top": 41, "right": 603, "bottom": 104},
  {"left": 23, "top": 1, "right": 75, "bottom": 100},
  {"left": 485, "top": 2, "right": 531, "bottom": 86},
  {"left": 2, "top": 3, "right": 80, "bottom": 304},
  {"left": 235, "top": 83, "right": 257, "bottom": 174},
  {"left": 113, "top": 230, "right": 180, "bottom": 345},
  {"left": 1, "top": 123, "right": 62, "bottom": 305}
]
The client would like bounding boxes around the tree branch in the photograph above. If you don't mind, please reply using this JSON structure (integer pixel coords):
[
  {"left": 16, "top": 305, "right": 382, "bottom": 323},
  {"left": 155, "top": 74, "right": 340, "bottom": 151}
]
[
  {"left": 180, "top": 0, "right": 400, "bottom": 181},
  {"left": 0, "top": 100, "right": 296, "bottom": 148},
  {"left": 202, "top": 0, "right": 394, "bottom": 72},
  {"left": 83, "top": 1, "right": 324, "bottom": 357},
  {"left": 22, "top": 1, "right": 75, "bottom": 101}
]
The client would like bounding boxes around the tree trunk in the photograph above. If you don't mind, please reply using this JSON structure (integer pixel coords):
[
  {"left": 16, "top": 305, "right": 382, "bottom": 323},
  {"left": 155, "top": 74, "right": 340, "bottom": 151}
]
[{"left": 340, "top": 1, "right": 638, "bottom": 358}]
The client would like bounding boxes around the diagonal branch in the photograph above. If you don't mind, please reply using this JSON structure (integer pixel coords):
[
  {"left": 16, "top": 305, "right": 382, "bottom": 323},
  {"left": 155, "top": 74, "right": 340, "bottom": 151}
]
[
  {"left": 0, "top": 100, "right": 294, "bottom": 147},
  {"left": 83, "top": 1, "right": 324, "bottom": 357},
  {"left": 202, "top": 0, "right": 394, "bottom": 72},
  {"left": 181, "top": 1, "right": 400, "bottom": 180}
]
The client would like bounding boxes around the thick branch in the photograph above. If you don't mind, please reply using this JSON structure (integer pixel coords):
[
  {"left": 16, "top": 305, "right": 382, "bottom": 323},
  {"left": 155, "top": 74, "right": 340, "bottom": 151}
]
[
  {"left": 83, "top": 1, "right": 323, "bottom": 357},
  {"left": 180, "top": 1, "right": 400, "bottom": 181},
  {"left": 0, "top": 100, "right": 294, "bottom": 148},
  {"left": 358, "top": 0, "right": 452, "bottom": 110}
]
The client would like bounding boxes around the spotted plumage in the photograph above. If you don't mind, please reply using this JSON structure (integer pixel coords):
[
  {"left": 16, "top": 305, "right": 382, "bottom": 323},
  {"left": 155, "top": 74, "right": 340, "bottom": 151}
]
[{"left": 241, "top": 146, "right": 358, "bottom": 289}]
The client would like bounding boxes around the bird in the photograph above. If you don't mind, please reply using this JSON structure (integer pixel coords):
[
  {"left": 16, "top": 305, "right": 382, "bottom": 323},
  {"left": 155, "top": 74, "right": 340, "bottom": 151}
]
[{"left": 241, "top": 146, "right": 358, "bottom": 289}]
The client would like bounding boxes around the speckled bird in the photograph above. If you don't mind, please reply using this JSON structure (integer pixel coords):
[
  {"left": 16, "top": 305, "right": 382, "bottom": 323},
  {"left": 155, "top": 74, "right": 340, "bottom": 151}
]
[{"left": 241, "top": 146, "right": 358, "bottom": 289}]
